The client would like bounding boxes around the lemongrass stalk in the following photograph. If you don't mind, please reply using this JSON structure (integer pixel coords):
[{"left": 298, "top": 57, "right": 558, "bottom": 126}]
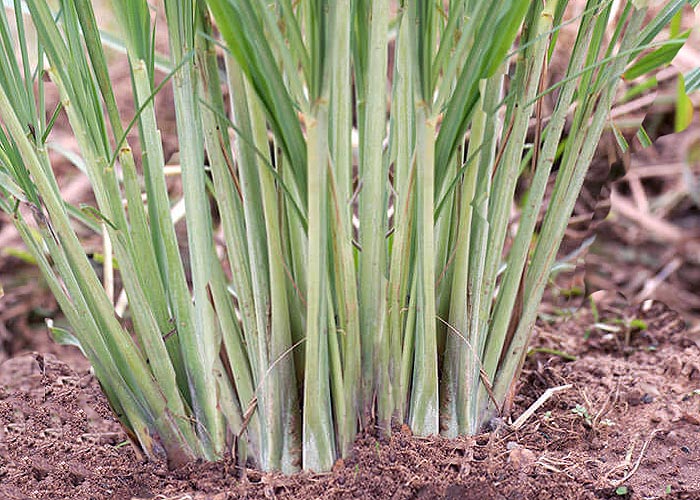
[
  {"left": 197, "top": 31, "right": 261, "bottom": 459},
  {"left": 408, "top": 106, "right": 439, "bottom": 435},
  {"left": 388, "top": 9, "right": 415, "bottom": 420},
  {"left": 164, "top": 0, "right": 224, "bottom": 458},
  {"left": 458, "top": 84, "right": 503, "bottom": 433},
  {"left": 327, "top": 0, "right": 360, "bottom": 454},
  {"left": 300, "top": 2, "right": 336, "bottom": 469},
  {"left": 430, "top": 3, "right": 457, "bottom": 343},
  {"left": 358, "top": 0, "right": 390, "bottom": 424},
  {"left": 441, "top": 77, "right": 493, "bottom": 437},
  {"left": 482, "top": 0, "right": 595, "bottom": 395},
  {"left": 492, "top": 7, "right": 648, "bottom": 412},
  {"left": 303, "top": 103, "right": 335, "bottom": 470},
  {"left": 247, "top": 82, "right": 301, "bottom": 472},
  {"left": 15, "top": 217, "right": 180, "bottom": 462},
  {"left": 327, "top": 168, "right": 356, "bottom": 452},
  {"left": 220, "top": 56, "right": 262, "bottom": 377},
  {"left": 130, "top": 63, "right": 202, "bottom": 398},
  {"left": 17, "top": 217, "right": 133, "bottom": 400},
  {"left": 280, "top": 148, "right": 308, "bottom": 365},
  {"left": 227, "top": 57, "right": 290, "bottom": 470},
  {"left": 0, "top": 84, "right": 197, "bottom": 465}
]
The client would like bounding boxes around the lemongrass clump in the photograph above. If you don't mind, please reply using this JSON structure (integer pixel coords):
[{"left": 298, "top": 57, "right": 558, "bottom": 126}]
[{"left": 0, "top": 0, "right": 692, "bottom": 472}]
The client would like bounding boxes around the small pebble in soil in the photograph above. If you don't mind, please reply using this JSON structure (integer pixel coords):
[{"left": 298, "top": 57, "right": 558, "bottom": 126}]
[
  {"left": 508, "top": 446, "right": 536, "bottom": 471},
  {"left": 626, "top": 388, "right": 643, "bottom": 406},
  {"left": 641, "top": 394, "right": 654, "bottom": 404},
  {"left": 680, "top": 446, "right": 691, "bottom": 454}
]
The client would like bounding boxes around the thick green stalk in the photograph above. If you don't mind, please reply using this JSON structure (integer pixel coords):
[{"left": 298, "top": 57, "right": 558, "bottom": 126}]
[
  {"left": 221, "top": 57, "right": 262, "bottom": 379},
  {"left": 387, "top": 9, "right": 415, "bottom": 421},
  {"left": 248, "top": 84, "right": 301, "bottom": 472},
  {"left": 408, "top": 107, "right": 439, "bottom": 435},
  {"left": 164, "top": 0, "right": 224, "bottom": 458},
  {"left": 198, "top": 39, "right": 261, "bottom": 460},
  {"left": 302, "top": 104, "right": 335, "bottom": 471},
  {"left": 328, "top": 0, "right": 360, "bottom": 455},
  {"left": 441, "top": 79, "right": 490, "bottom": 437},
  {"left": 227, "top": 57, "right": 296, "bottom": 471},
  {"left": 302, "top": 1, "right": 336, "bottom": 470},
  {"left": 358, "top": 0, "right": 390, "bottom": 424},
  {"left": 131, "top": 64, "right": 202, "bottom": 406}
]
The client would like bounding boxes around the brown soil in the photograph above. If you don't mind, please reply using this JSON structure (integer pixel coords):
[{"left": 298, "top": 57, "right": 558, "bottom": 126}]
[{"left": 1, "top": 299, "right": 699, "bottom": 500}]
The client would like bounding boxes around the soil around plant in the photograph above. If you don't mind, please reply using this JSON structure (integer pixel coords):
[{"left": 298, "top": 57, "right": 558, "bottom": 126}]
[{"left": 1, "top": 300, "right": 699, "bottom": 500}]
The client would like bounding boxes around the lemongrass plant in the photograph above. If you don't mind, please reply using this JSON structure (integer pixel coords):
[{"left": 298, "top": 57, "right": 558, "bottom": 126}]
[{"left": 0, "top": 0, "right": 694, "bottom": 472}]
